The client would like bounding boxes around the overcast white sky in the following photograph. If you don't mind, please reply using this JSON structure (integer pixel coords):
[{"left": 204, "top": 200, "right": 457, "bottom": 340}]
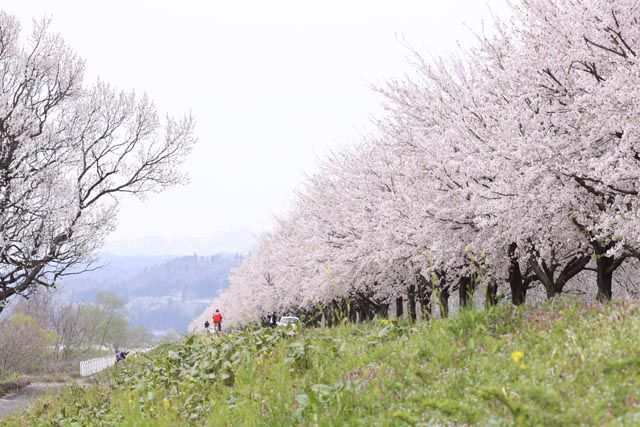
[{"left": 4, "top": 1, "right": 510, "bottom": 242}]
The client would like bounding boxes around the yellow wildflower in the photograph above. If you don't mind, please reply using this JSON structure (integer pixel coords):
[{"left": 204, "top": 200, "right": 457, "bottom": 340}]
[
  {"left": 511, "top": 351, "right": 524, "bottom": 363},
  {"left": 128, "top": 399, "right": 133, "bottom": 404},
  {"left": 163, "top": 399, "right": 170, "bottom": 409},
  {"left": 519, "top": 363, "right": 527, "bottom": 370},
  {"left": 380, "top": 319, "right": 389, "bottom": 325}
]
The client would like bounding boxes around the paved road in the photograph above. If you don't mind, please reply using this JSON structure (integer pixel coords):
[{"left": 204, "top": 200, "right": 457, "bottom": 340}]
[{"left": 0, "top": 382, "right": 67, "bottom": 421}]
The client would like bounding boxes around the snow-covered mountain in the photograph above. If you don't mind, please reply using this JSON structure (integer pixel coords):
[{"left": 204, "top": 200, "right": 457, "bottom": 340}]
[{"left": 102, "top": 229, "right": 257, "bottom": 256}]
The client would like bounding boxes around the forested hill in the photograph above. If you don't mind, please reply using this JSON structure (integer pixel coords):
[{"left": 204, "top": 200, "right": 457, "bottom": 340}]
[
  {"left": 126, "top": 254, "right": 243, "bottom": 299},
  {"left": 61, "top": 254, "right": 244, "bottom": 333}
]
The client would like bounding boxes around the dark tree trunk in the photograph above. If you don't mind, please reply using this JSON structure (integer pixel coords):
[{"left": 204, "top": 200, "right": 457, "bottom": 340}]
[
  {"left": 554, "top": 255, "right": 590, "bottom": 295},
  {"left": 416, "top": 273, "right": 432, "bottom": 319},
  {"left": 348, "top": 300, "right": 358, "bottom": 323},
  {"left": 508, "top": 242, "right": 526, "bottom": 306},
  {"left": 591, "top": 241, "right": 626, "bottom": 302},
  {"left": 407, "top": 284, "right": 417, "bottom": 322},
  {"left": 485, "top": 280, "right": 498, "bottom": 308},
  {"left": 368, "top": 302, "right": 376, "bottom": 321},
  {"left": 359, "top": 300, "right": 372, "bottom": 322},
  {"left": 529, "top": 257, "right": 556, "bottom": 299},
  {"left": 323, "top": 304, "right": 332, "bottom": 327},
  {"left": 530, "top": 254, "right": 590, "bottom": 299},
  {"left": 596, "top": 255, "right": 614, "bottom": 302},
  {"left": 373, "top": 302, "right": 389, "bottom": 318},
  {"left": 458, "top": 275, "right": 472, "bottom": 308},
  {"left": 439, "top": 286, "right": 450, "bottom": 318},
  {"left": 420, "top": 299, "right": 432, "bottom": 319},
  {"left": 395, "top": 296, "right": 404, "bottom": 318},
  {"left": 545, "top": 286, "right": 557, "bottom": 299},
  {"left": 312, "top": 310, "right": 322, "bottom": 327},
  {"left": 302, "top": 308, "right": 321, "bottom": 327},
  {"left": 573, "top": 214, "right": 626, "bottom": 302}
]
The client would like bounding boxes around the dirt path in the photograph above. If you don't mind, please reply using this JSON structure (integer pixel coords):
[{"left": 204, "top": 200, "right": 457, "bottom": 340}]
[{"left": 0, "top": 382, "right": 68, "bottom": 421}]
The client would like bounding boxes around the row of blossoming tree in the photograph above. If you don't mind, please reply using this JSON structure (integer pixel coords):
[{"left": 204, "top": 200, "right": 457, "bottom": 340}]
[{"left": 194, "top": 0, "right": 640, "bottom": 329}]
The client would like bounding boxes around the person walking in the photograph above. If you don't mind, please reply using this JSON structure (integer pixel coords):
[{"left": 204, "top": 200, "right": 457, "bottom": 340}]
[
  {"left": 269, "top": 313, "right": 278, "bottom": 327},
  {"left": 212, "top": 309, "right": 223, "bottom": 332}
]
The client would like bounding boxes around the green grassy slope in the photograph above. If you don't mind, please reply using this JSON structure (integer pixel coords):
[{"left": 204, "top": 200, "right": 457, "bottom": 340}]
[{"left": 7, "top": 299, "right": 640, "bottom": 426}]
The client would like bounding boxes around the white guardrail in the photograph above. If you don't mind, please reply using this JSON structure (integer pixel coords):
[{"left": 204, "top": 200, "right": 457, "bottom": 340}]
[
  {"left": 79, "top": 355, "right": 116, "bottom": 377},
  {"left": 79, "top": 348, "right": 152, "bottom": 377}
]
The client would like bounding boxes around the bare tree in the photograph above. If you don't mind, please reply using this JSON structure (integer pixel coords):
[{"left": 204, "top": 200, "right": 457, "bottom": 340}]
[
  {"left": 0, "top": 13, "right": 195, "bottom": 311},
  {"left": 0, "top": 312, "right": 57, "bottom": 373},
  {"left": 14, "top": 291, "right": 92, "bottom": 361}
]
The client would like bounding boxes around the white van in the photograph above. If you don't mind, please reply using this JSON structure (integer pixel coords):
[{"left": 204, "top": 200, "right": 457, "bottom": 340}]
[{"left": 277, "top": 316, "right": 300, "bottom": 326}]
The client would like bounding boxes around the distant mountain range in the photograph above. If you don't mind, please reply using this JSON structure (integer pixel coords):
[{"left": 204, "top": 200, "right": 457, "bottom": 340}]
[
  {"left": 57, "top": 230, "right": 256, "bottom": 333},
  {"left": 102, "top": 229, "right": 258, "bottom": 256},
  {"left": 60, "top": 253, "right": 244, "bottom": 333}
]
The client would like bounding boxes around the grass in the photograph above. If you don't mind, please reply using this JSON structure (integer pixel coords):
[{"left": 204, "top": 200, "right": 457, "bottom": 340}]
[{"left": 6, "top": 299, "right": 640, "bottom": 426}]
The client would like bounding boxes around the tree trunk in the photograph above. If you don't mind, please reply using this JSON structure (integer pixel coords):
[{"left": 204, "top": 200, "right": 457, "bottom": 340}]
[
  {"left": 395, "top": 296, "right": 404, "bottom": 318},
  {"left": 407, "top": 284, "right": 417, "bottom": 322},
  {"left": 348, "top": 301, "right": 358, "bottom": 323},
  {"left": 439, "top": 286, "right": 450, "bottom": 318},
  {"left": 529, "top": 258, "right": 556, "bottom": 299},
  {"left": 416, "top": 273, "right": 432, "bottom": 319},
  {"left": 530, "top": 254, "right": 590, "bottom": 298},
  {"left": 596, "top": 255, "right": 614, "bottom": 302},
  {"left": 374, "top": 302, "right": 389, "bottom": 319},
  {"left": 508, "top": 242, "right": 526, "bottom": 306},
  {"left": 310, "top": 309, "right": 323, "bottom": 327},
  {"left": 555, "top": 255, "right": 591, "bottom": 296},
  {"left": 323, "top": 305, "right": 332, "bottom": 327},
  {"left": 485, "top": 280, "right": 498, "bottom": 308},
  {"left": 591, "top": 240, "right": 626, "bottom": 302},
  {"left": 418, "top": 293, "right": 432, "bottom": 320},
  {"left": 545, "top": 287, "right": 558, "bottom": 299},
  {"left": 360, "top": 300, "right": 372, "bottom": 322},
  {"left": 458, "top": 275, "right": 472, "bottom": 308}
]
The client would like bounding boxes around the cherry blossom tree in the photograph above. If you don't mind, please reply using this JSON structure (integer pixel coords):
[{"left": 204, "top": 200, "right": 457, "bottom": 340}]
[{"left": 0, "top": 13, "right": 195, "bottom": 311}]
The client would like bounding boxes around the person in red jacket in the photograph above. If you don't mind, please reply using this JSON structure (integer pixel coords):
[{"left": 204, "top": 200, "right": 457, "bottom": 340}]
[{"left": 212, "top": 309, "right": 223, "bottom": 332}]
